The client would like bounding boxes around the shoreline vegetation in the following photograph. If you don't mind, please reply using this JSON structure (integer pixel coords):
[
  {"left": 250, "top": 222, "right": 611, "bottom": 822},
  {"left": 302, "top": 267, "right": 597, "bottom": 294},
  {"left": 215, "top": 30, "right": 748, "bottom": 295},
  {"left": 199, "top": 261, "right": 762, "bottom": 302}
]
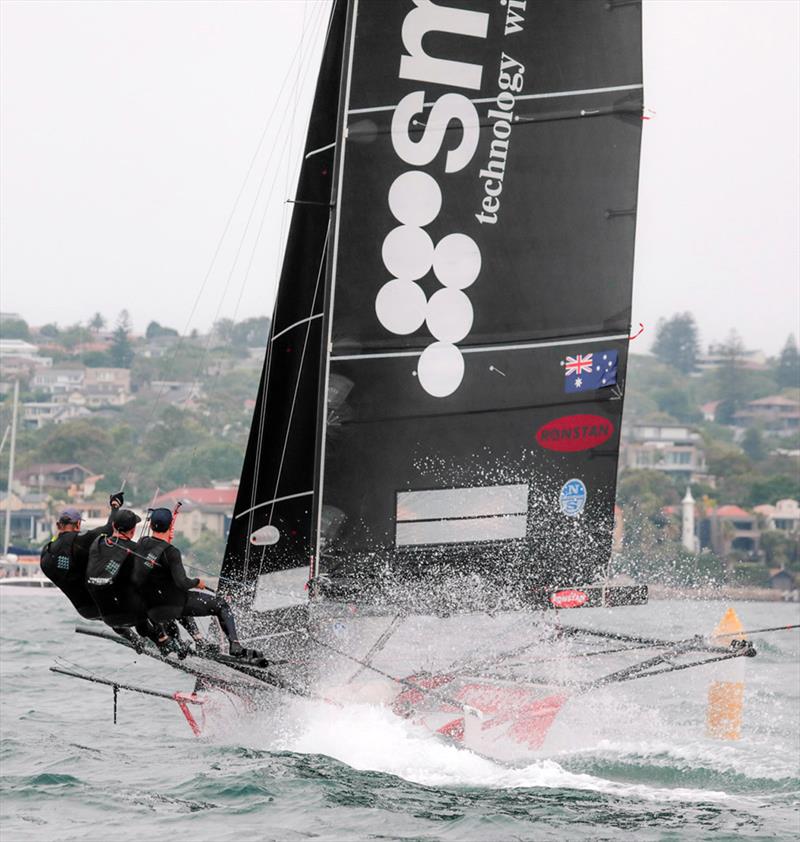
[{"left": 0, "top": 312, "right": 798, "bottom": 590}]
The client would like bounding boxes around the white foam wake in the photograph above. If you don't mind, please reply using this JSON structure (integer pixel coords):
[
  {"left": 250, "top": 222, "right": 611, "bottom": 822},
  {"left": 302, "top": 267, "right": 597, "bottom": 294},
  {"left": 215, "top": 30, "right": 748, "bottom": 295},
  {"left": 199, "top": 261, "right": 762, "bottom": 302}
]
[{"left": 210, "top": 695, "right": 734, "bottom": 803}]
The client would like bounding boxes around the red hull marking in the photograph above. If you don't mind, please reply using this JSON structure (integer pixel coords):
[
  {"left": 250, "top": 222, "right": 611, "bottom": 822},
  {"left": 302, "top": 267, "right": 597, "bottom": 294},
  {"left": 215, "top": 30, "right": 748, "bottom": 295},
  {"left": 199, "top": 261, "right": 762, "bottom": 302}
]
[
  {"left": 392, "top": 676, "right": 567, "bottom": 750},
  {"left": 456, "top": 684, "right": 567, "bottom": 749},
  {"left": 173, "top": 692, "right": 206, "bottom": 736},
  {"left": 550, "top": 589, "right": 588, "bottom": 609},
  {"left": 507, "top": 694, "right": 567, "bottom": 748},
  {"left": 391, "top": 673, "right": 457, "bottom": 717},
  {"left": 536, "top": 414, "right": 614, "bottom": 453},
  {"left": 436, "top": 718, "right": 465, "bottom": 741}
]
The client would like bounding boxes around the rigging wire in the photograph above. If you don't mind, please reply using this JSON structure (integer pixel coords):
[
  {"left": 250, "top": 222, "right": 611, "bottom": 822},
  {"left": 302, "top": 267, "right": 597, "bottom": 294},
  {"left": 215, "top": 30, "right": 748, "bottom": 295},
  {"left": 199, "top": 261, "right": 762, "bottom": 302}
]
[
  {"left": 245, "top": 222, "right": 330, "bottom": 582},
  {"left": 267, "top": 225, "right": 330, "bottom": 530},
  {"left": 53, "top": 655, "right": 132, "bottom": 691},
  {"left": 273, "top": 0, "right": 332, "bottom": 287},
  {"left": 183, "top": 0, "right": 328, "bottom": 397},
  {"left": 118, "top": 4, "right": 328, "bottom": 492},
  {"left": 303, "top": 630, "right": 487, "bottom": 719},
  {"left": 275, "top": 0, "right": 310, "bottom": 281},
  {"left": 177, "top": 2, "right": 330, "bottom": 493},
  {"left": 240, "top": 7, "right": 332, "bottom": 579}
]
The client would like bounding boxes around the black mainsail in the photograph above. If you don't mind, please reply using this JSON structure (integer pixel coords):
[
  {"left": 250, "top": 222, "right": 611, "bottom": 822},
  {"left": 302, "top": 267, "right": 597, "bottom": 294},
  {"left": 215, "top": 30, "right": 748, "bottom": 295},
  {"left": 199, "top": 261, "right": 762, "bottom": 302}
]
[{"left": 223, "top": 0, "right": 644, "bottom": 611}]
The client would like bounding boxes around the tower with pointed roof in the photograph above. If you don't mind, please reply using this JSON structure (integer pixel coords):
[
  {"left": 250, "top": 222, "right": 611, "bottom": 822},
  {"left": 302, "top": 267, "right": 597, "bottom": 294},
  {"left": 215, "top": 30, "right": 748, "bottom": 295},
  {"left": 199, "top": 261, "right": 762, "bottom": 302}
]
[{"left": 682, "top": 487, "right": 696, "bottom": 553}]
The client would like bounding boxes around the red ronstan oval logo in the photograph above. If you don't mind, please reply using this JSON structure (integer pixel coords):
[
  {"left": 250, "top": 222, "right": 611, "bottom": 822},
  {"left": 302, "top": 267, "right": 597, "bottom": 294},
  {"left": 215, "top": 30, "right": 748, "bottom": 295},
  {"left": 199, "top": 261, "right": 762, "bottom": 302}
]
[
  {"left": 536, "top": 414, "right": 614, "bottom": 452},
  {"left": 550, "top": 589, "right": 588, "bottom": 609}
]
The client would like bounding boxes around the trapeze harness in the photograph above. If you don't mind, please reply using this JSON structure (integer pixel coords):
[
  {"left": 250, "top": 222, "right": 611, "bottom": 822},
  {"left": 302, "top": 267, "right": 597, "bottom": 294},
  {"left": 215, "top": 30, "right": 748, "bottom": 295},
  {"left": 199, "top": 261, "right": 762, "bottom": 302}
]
[{"left": 86, "top": 535, "right": 153, "bottom": 630}]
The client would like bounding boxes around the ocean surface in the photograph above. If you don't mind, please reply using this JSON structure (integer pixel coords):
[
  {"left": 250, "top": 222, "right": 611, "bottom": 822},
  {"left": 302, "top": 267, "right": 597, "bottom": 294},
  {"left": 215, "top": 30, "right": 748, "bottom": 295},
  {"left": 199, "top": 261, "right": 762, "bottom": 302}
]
[{"left": 1, "top": 592, "right": 798, "bottom": 842}]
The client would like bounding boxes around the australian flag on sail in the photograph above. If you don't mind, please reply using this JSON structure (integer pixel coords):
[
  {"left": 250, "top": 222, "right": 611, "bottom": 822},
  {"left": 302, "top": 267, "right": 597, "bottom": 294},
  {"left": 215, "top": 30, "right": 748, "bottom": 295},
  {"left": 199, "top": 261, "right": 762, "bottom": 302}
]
[{"left": 562, "top": 350, "right": 618, "bottom": 393}]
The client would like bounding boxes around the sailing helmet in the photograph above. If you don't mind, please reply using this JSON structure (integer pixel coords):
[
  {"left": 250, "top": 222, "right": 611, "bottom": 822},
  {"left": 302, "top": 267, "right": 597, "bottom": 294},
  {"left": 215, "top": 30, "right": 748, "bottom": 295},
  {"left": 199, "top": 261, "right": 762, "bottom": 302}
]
[
  {"left": 149, "top": 507, "right": 173, "bottom": 532},
  {"left": 112, "top": 508, "right": 141, "bottom": 532}
]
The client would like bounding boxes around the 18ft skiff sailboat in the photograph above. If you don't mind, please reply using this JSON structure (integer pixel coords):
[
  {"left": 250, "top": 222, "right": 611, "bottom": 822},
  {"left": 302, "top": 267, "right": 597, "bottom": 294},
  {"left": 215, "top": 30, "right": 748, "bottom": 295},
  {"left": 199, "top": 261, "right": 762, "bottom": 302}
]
[
  {"left": 61, "top": 0, "right": 786, "bottom": 762},
  {"left": 209, "top": 0, "right": 756, "bottom": 758}
]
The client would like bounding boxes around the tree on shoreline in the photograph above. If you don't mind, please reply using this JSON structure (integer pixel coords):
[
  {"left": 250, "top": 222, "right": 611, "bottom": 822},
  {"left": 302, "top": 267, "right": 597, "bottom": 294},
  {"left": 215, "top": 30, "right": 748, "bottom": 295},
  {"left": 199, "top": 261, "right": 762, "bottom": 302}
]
[
  {"left": 777, "top": 335, "right": 799, "bottom": 389},
  {"left": 652, "top": 312, "right": 700, "bottom": 373},
  {"left": 715, "top": 330, "right": 747, "bottom": 424},
  {"left": 1, "top": 318, "right": 31, "bottom": 340},
  {"left": 109, "top": 310, "right": 134, "bottom": 368}
]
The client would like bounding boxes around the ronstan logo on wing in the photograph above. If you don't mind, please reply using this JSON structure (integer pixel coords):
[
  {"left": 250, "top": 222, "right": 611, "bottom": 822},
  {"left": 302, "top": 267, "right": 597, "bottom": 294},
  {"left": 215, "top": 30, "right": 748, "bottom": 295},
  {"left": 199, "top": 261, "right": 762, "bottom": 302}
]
[
  {"left": 536, "top": 414, "right": 614, "bottom": 452},
  {"left": 550, "top": 589, "right": 588, "bottom": 609}
]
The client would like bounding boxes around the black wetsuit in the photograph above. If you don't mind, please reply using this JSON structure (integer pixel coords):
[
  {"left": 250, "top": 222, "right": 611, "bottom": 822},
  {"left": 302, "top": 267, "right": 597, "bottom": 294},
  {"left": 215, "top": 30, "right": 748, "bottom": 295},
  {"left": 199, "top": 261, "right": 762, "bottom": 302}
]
[
  {"left": 85, "top": 534, "right": 160, "bottom": 642},
  {"left": 135, "top": 536, "right": 238, "bottom": 643},
  {"left": 40, "top": 518, "right": 113, "bottom": 619}
]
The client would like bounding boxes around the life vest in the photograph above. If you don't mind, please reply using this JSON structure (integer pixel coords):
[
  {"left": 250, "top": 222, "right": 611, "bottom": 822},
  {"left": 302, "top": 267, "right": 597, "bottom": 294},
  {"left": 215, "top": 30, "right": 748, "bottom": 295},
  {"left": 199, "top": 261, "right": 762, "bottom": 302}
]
[
  {"left": 86, "top": 535, "right": 134, "bottom": 588},
  {"left": 40, "top": 532, "right": 98, "bottom": 618},
  {"left": 85, "top": 535, "right": 148, "bottom": 626},
  {"left": 40, "top": 532, "right": 79, "bottom": 587},
  {"left": 131, "top": 536, "right": 168, "bottom": 589}
]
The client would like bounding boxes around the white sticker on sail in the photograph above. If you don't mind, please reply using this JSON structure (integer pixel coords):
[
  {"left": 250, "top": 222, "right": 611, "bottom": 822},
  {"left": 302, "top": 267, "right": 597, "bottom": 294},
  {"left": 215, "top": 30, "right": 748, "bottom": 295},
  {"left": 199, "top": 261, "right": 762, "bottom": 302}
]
[
  {"left": 396, "top": 484, "right": 529, "bottom": 547},
  {"left": 397, "top": 515, "right": 527, "bottom": 546},
  {"left": 250, "top": 525, "right": 280, "bottom": 546},
  {"left": 397, "top": 484, "right": 528, "bottom": 521}
]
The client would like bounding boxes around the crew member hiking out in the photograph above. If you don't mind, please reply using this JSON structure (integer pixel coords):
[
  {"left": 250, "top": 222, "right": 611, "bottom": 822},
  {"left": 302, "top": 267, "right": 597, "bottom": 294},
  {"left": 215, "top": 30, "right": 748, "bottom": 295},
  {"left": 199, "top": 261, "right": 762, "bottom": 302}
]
[
  {"left": 136, "top": 507, "right": 259, "bottom": 661},
  {"left": 39, "top": 494, "right": 124, "bottom": 619},
  {"left": 85, "top": 508, "right": 164, "bottom": 647}
]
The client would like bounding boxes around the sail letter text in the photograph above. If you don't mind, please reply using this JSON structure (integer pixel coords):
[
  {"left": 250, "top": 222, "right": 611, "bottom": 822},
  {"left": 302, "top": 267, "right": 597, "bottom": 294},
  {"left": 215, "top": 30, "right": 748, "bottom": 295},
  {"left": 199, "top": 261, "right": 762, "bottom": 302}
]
[
  {"left": 503, "top": 0, "right": 527, "bottom": 36},
  {"left": 475, "top": 53, "right": 525, "bottom": 223},
  {"left": 399, "top": 0, "right": 489, "bottom": 90},
  {"left": 392, "top": 91, "right": 480, "bottom": 173}
]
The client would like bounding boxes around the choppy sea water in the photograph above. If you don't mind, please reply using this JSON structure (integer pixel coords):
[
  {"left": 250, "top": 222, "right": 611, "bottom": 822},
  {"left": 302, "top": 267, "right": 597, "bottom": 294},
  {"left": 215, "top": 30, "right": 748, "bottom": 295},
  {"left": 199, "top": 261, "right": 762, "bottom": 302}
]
[{"left": 1, "top": 592, "right": 798, "bottom": 841}]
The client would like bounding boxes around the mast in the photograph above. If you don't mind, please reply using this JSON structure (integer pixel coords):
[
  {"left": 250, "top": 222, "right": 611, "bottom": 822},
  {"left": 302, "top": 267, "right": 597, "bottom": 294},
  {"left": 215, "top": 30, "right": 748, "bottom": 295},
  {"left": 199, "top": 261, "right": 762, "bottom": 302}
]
[
  {"left": 311, "top": 0, "right": 359, "bottom": 576},
  {"left": 3, "top": 379, "right": 19, "bottom": 557}
]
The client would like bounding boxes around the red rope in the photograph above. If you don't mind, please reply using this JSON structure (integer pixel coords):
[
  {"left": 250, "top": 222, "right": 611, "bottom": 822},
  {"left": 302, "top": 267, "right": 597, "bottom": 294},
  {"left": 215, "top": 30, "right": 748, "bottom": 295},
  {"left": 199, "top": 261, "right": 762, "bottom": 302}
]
[{"left": 629, "top": 322, "right": 645, "bottom": 341}]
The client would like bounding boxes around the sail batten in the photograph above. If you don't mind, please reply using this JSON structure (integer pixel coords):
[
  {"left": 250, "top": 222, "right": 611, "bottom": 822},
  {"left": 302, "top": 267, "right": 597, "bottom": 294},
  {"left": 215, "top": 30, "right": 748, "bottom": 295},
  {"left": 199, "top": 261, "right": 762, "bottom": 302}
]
[
  {"left": 347, "top": 82, "right": 643, "bottom": 115},
  {"left": 331, "top": 332, "right": 632, "bottom": 361}
]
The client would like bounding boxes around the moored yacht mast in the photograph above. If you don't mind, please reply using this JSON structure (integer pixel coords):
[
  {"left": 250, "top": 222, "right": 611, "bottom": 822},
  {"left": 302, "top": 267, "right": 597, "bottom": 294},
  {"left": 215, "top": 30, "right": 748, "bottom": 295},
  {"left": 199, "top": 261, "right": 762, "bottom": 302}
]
[{"left": 2, "top": 379, "right": 19, "bottom": 558}]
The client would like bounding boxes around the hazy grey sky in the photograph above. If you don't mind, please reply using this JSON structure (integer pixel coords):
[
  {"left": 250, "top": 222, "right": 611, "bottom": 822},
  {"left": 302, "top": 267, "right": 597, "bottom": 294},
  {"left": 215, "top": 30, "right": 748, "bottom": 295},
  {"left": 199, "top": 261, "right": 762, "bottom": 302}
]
[{"left": 1, "top": 0, "right": 798, "bottom": 355}]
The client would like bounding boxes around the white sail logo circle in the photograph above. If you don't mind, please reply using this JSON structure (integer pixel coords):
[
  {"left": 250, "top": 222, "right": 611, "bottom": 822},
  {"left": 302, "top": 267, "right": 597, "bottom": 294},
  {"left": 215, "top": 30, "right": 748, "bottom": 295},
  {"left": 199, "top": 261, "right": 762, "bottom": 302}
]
[
  {"left": 433, "top": 233, "right": 481, "bottom": 289},
  {"left": 374, "top": 278, "right": 427, "bottom": 335},
  {"left": 376, "top": 169, "right": 481, "bottom": 397},
  {"left": 417, "top": 342, "right": 465, "bottom": 398},
  {"left": 425, "top": 288, "right": 473, "bottom": 343},
  {"left": 381, "top": 225, "right": 434, "bottom": 281},
  {"left": 388, "top": 170, "right": 441, "bottom": 226}
]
